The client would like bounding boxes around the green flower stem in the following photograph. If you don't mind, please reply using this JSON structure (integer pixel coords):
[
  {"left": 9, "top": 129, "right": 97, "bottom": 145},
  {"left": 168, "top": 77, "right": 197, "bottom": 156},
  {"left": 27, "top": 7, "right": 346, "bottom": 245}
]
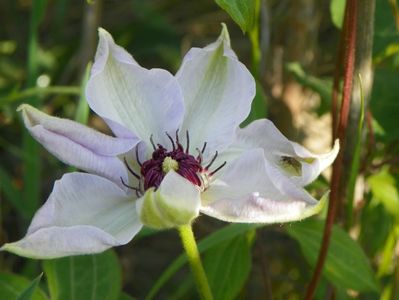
[{"left": 178, "top": 224, "right": 213, "bottom": 300}]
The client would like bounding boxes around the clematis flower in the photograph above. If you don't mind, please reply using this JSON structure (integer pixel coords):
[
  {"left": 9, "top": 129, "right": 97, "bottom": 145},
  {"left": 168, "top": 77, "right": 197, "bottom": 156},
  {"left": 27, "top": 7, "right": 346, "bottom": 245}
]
[{"left": 2, "top": 26, "right": 339, "bottom": 259}]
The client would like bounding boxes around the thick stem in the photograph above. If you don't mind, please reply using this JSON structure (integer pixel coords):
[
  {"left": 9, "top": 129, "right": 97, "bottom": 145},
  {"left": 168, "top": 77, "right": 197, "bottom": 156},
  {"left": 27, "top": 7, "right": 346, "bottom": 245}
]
[
  {"left": 331, "top": 13, "right": 346, "bottom": 140},
  {"left": 342, "top": 0, "right": 375, "bottom": 227},
  {"left": 178, "top": 225, "right": 213, "bottom": 300},
  {"left": 305, "top": 0, "right": 358, "bottom": 298}
]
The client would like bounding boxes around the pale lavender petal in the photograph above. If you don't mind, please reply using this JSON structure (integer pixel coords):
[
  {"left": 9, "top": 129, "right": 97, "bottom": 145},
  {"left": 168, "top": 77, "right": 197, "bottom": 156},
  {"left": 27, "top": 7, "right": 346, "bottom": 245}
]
[
  {"left": 19, "top": 104, "right": 136, "bottom": 186},
  {"left": 201, "top": 149, "right": 325, "bottom": 223},
  {"left": 86, "top": 28, "right": 184, "bottom": 147},
  {"left": 1, "top": 226, "right": 123, "bottom": 259},
  {"left": 1, "top": 172, "right": 142, "bottom": 258},
  {"left": 176, "top": 24, "right": 255, "bottom": 157},
  {"left": 234, "top": 119, "right": 339, "bottom": 186}
]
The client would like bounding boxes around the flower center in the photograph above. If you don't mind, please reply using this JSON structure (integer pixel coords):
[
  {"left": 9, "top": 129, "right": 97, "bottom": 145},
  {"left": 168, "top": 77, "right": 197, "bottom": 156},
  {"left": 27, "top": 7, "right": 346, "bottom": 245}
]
[
  {"left": 140, "top": 138, "right": 202, "bottom": 190},
  {"left": 162, "top": 157, "right": 179, "bottom": 173},
  {"left": 121, "top": 131, "right": 226, "bottom": 196}
]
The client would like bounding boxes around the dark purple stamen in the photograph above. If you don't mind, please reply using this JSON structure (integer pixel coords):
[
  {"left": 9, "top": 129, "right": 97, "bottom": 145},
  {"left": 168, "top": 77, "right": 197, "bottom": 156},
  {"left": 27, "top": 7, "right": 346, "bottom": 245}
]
[
  {"left": 120, "top": 177, "right": 142, "bottom": 197},
  {"left": 123, "top": 157, "right": 140, "bottom": 180},
  {"left": 150, "top": 134, "right": 156, "bottom": 150},
  {"left": 135, "top": 146, "right": 142, "bottom": 167},
  {"left": 210, "top": 161, "right": 227, "bottom": 176},
  {"left": 185, "top": 130, "right": 190, "bottom": 154},
  {"left": 121, "top": 131, "right": 227, "bottom": 193},
  {"left": 165, "top": 131, "right": 176, "bottom": 150},
  {"left": 205, "top": 151, "right": 218, "bottom": 170},
  {"left": 201, "top": 142, "right": 207, "bottom": 154},
  {"left": 140, "top": 135, "right": 202, "bottom": 190},
  {"left": 196, "top": 148, "right": 203, "bottom": 164},
  {"left": 175, "top": 129, "right": 180, "bottom": 143}
]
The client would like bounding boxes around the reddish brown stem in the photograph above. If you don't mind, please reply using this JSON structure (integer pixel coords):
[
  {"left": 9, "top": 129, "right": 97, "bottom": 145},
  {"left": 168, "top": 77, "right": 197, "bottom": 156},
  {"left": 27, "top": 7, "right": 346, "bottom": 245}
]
[
  {"left": 331, "top": 9, "right": 348, "bottom": 140},
  {"left": 305, "top": 0, "right": 358, "bottom": 299}
]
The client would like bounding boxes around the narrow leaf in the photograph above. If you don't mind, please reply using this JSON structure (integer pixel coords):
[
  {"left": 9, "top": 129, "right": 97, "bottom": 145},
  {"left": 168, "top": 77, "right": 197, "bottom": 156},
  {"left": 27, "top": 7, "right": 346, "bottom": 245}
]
[
  {"left": 0, "top": 272, "right": 47, "bottom": 300},
  {"left": 17, "top": 273, "right": 43, "bottom": 300},
  {"left": 75, "top": 62, "right": 91, "bottom": 124}
]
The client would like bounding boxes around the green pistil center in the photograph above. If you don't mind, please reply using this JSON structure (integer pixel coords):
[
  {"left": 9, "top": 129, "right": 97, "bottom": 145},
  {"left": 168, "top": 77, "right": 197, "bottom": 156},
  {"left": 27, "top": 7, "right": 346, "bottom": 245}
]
[{"left": 162, "top": 156, "right": 179, "bottom": 173}]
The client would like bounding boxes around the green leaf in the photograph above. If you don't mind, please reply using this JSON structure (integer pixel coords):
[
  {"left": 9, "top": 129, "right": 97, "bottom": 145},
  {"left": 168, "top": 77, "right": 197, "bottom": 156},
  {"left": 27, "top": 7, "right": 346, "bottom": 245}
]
[
  {"left": 359, "top": 203, "right": 394, "bottom": 257},
  {"left": 371, "top": 69, "right": 399, "bottom": 141},
  {"left": 330, "top": 0, "right": 346, "bottom": 29},
  {"left": 203, "top": 231, "right": 254, "bottom": 300},
  {"left": 374, "top": 0, "right": 399, "bottom": 55},
  {"left": 17, "top": 273, "right": 43, "bottom": 300},
  {"left": 374, "top": 43, "right": 399, "bottom": 65},
  {"left": 286, "top": 219, "right": 379, "bottom": 292},
  {"left": 0, "top": 272, "right": 47, "bottom": 300},
  {"left": 215, "top": 0, "right": 257, "bottom": 32},
  {"left": 145, "top": 223, "right": 260, "bottom": 299},
  {"left": 43, "top": 250, "right": 121, "bottom": 300},
  {"left": 367, "top": 167, "right": 399, "bottom": 220}
]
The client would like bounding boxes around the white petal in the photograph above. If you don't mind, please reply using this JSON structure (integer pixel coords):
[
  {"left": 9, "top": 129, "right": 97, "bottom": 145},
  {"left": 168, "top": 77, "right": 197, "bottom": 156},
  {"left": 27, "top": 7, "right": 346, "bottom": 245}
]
[
  {"left": 1, "top": 173, "right": 142, "bottom": 258},
  {"left": 291, "top": 139, "right": 339, "bottom": 185},
  {"left": 137, "top": 171, "right": 201, "bottom": 229},
  {"left": 235, "top": 119, "right": 339, "bottom": 186},
  {"left": 1, "top": 226, "right": 122, "bottom": 259},
  {"left": 19, "top": 104, "right": 135, "bottom": 187},
  {"left": 86, "top": 28, "right": 184, "bottom": 147},
  {"left": 201, "top": 149, "right": 325, "bottom": 223},
  {"left": 177, "top": 25, "right": 255, "bottom": 156}
]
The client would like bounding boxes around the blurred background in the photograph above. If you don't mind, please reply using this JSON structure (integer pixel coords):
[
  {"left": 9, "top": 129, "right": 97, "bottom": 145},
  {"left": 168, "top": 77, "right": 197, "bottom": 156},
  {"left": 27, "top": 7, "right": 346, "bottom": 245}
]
[{"left": 0, "top": 0, "right": 398, "bottom": 299}]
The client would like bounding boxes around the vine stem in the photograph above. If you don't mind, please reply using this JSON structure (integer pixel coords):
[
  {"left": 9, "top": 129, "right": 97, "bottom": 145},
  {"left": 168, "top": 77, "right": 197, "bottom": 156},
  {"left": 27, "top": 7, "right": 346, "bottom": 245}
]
[
  {"left": 178, "top": 224, "right": 213, "bottom": 300},
  {"left": 305, "top": 0, "right": 358, "bottom": 298}
]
